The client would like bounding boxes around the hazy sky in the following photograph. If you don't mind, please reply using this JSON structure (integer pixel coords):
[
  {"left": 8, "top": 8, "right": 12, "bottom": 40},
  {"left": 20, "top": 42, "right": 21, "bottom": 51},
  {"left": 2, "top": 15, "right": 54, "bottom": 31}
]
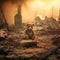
[{"left": 1, "top": 0, "right": 60, "bottom": 25}]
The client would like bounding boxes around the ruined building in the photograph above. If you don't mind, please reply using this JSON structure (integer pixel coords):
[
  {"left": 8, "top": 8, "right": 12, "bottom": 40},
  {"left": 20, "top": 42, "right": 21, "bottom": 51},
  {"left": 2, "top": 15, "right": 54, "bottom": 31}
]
[
  {"left": 58, "top": 9, "right": 60, "bottom": 23},
  {"left": 0, "top": 6, "right": 8, "bottom": 29},
  {"left": 35, "top": 16, "right": 43, "bottom": 26},
  {"left": 14, "top": 5, "right": 22, "bottom": 28}
]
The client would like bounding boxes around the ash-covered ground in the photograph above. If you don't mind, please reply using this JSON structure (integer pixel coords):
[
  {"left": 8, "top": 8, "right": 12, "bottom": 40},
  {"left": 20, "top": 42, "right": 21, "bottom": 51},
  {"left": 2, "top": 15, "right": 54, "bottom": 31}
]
[{"left": 0, "top": 29, "right": 60, "bottom": 60}]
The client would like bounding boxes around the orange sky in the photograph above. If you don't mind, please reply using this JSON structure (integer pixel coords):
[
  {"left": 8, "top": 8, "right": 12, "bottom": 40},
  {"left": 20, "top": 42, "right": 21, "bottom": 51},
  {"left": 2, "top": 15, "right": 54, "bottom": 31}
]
[{"left": 2, "top": 0, "right": 60, "bottom": 25}]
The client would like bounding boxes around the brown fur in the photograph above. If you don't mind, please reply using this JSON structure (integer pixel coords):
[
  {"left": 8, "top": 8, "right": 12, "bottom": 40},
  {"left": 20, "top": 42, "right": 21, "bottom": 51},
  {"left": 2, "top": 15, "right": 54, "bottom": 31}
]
[{"left": 25, "top": 24, "right": 35, "bottom": 40}]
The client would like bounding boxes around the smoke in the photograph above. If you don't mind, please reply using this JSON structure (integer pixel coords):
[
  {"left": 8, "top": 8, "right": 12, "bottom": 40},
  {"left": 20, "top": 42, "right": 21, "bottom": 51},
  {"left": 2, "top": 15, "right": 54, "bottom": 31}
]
[
  {"left": 0, "top": 0, "right": 60, "bottom": 25},
  {"left": 40, "top": 0, "right": 54, "bottom": 3},
  {"left": 0, "top": 0, "right": 33, "bottom": 4}
]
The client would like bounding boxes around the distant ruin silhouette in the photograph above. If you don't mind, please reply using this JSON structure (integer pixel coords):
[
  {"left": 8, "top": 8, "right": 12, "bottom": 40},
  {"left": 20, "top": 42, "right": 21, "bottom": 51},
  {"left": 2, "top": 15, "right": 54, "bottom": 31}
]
[{"left": 14, "top": 5, "right": 22, "bottom": 28}]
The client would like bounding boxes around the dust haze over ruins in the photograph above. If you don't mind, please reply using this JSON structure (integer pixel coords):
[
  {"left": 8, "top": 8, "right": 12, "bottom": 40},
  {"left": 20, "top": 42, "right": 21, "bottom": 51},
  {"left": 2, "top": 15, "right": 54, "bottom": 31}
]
[
  {"left": 0, "top": 0, "right": 60, "bottom": 25},
  {"left": 0, "top": 1, "right": 60, "bottom": 60}
]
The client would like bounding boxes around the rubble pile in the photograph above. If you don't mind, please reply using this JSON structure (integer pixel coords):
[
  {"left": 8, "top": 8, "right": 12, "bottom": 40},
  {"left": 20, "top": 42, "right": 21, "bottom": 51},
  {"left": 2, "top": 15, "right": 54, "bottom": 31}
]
[
  {"left": 35, "top": 16, "right": 60, "bottom": 31},
  {"left": 0, "top": 29, "right": 60, "bottom": 60}
]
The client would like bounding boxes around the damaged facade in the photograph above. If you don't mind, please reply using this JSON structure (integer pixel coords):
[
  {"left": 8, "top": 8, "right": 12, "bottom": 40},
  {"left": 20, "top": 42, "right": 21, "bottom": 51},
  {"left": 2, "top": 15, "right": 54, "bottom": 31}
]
[{"left": 14, "top": 4, "right": 22, "bottom": 28}]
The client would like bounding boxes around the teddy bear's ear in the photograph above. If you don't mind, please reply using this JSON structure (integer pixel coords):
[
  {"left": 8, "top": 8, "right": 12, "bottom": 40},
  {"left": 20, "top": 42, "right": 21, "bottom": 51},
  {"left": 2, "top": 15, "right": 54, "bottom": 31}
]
[{"left": 26, "top": 24, "right": 34, "bottom": 29}]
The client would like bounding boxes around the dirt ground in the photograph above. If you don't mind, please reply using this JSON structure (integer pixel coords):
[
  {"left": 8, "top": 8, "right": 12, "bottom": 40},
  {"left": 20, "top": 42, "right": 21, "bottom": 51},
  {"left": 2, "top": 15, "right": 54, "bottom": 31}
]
[{"left": 0, "top": 31, "right": 60, "bottom": 60}]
